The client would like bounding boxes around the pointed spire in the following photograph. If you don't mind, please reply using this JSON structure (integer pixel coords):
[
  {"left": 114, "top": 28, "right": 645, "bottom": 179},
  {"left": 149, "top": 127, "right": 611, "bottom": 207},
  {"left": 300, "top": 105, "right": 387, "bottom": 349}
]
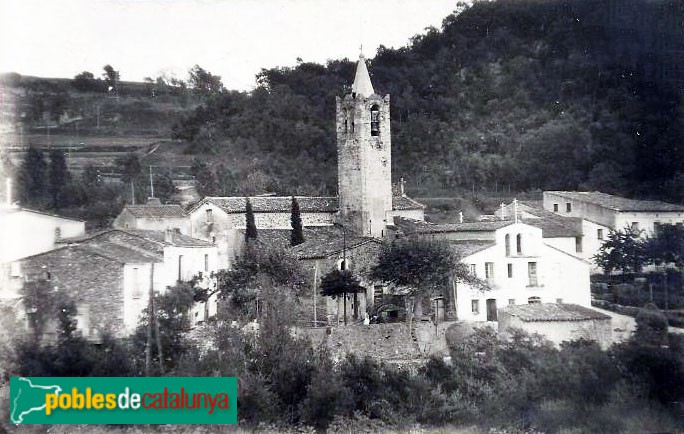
[{"left": 352, "top": 54, "right": 374, "bottom": 98}]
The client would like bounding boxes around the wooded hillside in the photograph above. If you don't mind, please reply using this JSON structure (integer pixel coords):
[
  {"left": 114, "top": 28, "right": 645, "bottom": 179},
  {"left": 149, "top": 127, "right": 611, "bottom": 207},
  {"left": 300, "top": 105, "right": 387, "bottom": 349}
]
[{"left": 174, "top": 0, "right": 684, "bottom": 201}]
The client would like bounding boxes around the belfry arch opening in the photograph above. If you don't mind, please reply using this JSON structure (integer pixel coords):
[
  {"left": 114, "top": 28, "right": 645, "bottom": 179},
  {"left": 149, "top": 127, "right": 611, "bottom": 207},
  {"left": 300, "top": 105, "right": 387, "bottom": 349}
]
[{"left": 370, "top": 104, "right": 380, "bottom": 136}]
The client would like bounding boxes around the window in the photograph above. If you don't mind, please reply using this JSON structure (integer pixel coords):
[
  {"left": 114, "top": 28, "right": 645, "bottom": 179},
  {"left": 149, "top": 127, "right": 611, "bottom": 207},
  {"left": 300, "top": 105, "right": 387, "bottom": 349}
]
[
  {"left": 528, "top": 296, "right": 541, "bottom": 304},
  {"left": 471, "top": 300, "right": 480, "bottom": 315},
  {"left": 631, "top": 222, "right": 639, "bottom": 231},
  {"left": 204, "top": 254, "right": 209, "bottom": 272},
  {"left": 370, "top": 105, "right": 380, "bottom": 136},
  {"left": 654, "top": 222, "right": 662, "bottom": 237},
  {"left": 505, "top": 234, "right": 511, "bottom": 256},
  {"left": 485, "top": 262, "right": 494, "bottom": 280},
  {"left": 178, "top": 255, "right": 184, "bottom": 281},
  {"left": 597, "top": 229, "right": 604, "bottom": 240},
  {"left": 575, "top": 236, "right": 583, "bottom": 253},
  {"left": 132, "top": 267, "right": 142, "bottom": 299},
  {"left": 469, "top": 264, "right": 477, "bottom": 277},
  {"left": 516, "top": 234, "right": 522, "bottom": 255},
  {"left": 211, "top": 236, "right": 216, "bottom": 243},
  {"left": 206, "top": 209, "right": 213, "bottom": 223},
  {"left": 528, "top": 262, "right": 538, "bottom": 286},
  {"left": 508, "top": 299, "right": 515, "bottom": 305},
  {"left": 566, "top": 202, "right": 572, "bottom": 213},
  {"left": 507, "top": 263, "right": 513, "bottom": 278},
  {"left": 553, "top": 203, "right": 559, "bottom": 212},
  {"left": 338, "top": 259, "right": 351, "bottom": 271}
]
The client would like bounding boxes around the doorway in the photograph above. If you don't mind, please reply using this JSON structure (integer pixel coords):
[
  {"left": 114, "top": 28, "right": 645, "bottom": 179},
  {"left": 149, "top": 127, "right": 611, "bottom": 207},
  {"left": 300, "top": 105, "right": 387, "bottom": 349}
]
[{"left": 486, "top": 299, "right": 498, "bottom": 321}]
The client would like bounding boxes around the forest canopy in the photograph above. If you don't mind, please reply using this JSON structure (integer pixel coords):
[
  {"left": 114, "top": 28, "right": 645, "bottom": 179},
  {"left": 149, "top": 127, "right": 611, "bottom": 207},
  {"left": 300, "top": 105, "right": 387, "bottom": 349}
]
[{"left": 173, "top": 0, "right": 684, "bottom": 201}]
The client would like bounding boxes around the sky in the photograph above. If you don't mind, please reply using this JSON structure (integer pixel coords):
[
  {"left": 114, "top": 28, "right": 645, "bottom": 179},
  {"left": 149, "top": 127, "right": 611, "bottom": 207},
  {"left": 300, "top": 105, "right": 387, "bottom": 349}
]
[{"left": 0, "top": 0, "right": 458, "bottom": 91}]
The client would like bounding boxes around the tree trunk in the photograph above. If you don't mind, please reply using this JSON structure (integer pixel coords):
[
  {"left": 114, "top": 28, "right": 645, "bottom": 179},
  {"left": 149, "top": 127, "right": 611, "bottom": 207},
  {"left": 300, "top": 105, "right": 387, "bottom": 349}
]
[{"left": 343, "top": 291, "right": 347, "bottom": 326}]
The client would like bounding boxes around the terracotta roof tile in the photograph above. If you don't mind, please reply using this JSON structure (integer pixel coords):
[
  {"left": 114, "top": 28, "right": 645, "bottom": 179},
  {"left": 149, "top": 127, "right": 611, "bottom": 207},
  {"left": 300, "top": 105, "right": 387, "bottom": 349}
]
[
  {"left": 124, "top": 205, "right": 186, "bottom": 218},
  {"left": 502, "top": 303, "right": 611, "bottom": 322}
]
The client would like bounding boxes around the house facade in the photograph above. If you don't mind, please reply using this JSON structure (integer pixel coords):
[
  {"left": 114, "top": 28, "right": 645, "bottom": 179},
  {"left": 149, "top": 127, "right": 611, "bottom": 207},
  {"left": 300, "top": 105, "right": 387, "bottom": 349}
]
[
  {"left": 543, "top": 191, "right": 684, "bottom": 266},
  {"left": 394, "top": 219, "right": 592, "bottom": 322},
  {"left": 0, "top": 205, "right": 85, "bottom": 300},
  {"left": 16, "top": 229, "right": 218, "bottom": 338},
  {"left": 112, "top": 200, "right": 190, "bottom": 233},
  {"left": 498, "top": 303, "right": 612, "bottom": 349}
]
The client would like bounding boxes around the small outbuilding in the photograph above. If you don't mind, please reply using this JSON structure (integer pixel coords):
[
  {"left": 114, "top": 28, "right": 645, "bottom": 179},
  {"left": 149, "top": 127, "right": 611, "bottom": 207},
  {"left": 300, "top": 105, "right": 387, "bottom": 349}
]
[{"left": 498, "top": 303, "right": 612, "bottom": 349}]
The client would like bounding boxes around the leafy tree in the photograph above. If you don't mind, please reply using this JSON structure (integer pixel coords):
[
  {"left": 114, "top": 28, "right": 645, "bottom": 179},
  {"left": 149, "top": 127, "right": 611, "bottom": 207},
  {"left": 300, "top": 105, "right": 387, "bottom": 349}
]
[
  {"left": 593, "top": 227, "right": 647, "bottom": 274},
  {"left": 48, "top": 149, "right": 69, "bottom": 208},
  {"left": 372, "top": 237, "right": 484, "bottom": 326},
  {"left": 245, "top": 197, "right": 257, "bottom": 242},
  {"left": 72, "top": 71, "right": 101, "bottom": 92},
  {"left": 116, "top": 153, "right": 141, "bottom": 203},
  {"left": 645, "top": 223, "right": 684, "bottom": 267},
  {"left": 319, "top": 269, "right": 364, "bottom": 325},
  {"left": 191, "top": 159, "right": 218, "bottom": 197},
  {"left": 17, "top": 147, "right": 48, "bottom": 206},
  {"left": 214, "top": 245, "right": 304, "bottom": 316},
  {"left": 131, "top": 282, "right": 195, "bottom": 375},
  {"left": 102, "top": 64, "right": 119, "bottom": 93},
  {"left": 290, "top": 196, "right": 304, "bottom": 246},
  {"left": 188, "top": 65, "right": 224, "bottom": 97}
]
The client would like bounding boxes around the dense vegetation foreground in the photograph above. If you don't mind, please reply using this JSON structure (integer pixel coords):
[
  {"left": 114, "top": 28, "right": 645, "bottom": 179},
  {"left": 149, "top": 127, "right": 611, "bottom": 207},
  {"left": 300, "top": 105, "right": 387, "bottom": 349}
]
[{"left": 1, "top": 283, "right": 683, "bottom": 433}]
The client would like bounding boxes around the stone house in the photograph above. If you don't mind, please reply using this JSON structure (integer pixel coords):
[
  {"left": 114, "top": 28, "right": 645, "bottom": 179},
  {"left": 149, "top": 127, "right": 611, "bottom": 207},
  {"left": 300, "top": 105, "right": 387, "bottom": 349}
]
[
  {"left": 291, "top": 226, "right": 384, "bottom": 325},
  {"left": 16, "top": 229, "right": 218, "bottom": 338},
  {"left": 112, "top": 200, "right": 190, "bottom": 233},
  {"left": 498, "top": 303, "right": 612, "bottom": 349},
  {"left": 187, "top": 196, "right": 338, "bottom": 269}
]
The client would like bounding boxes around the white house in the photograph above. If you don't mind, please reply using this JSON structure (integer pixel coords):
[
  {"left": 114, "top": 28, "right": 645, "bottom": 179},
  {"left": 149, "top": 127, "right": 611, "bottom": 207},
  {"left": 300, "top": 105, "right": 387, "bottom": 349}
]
[
  {"left": 394, "top": 218, "right": 592, "bottom": 322},
  {"left": 543, "top": 191, "right": 684, "bottom": 267},
  {"left": 0, "top": 205, "right": 85, "bottom": 300},
  {"left": 17, "top": 229, "right": 219, "bottom": 338}
]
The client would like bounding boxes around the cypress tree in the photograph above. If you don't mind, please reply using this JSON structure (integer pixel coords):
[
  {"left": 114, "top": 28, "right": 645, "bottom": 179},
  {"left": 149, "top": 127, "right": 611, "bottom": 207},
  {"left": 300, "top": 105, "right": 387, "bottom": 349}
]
[
  {"left": 48, "top": 149, "right": 69, "bottom": 209},
  {"left": 18, "top": 147, "right": 48, "bottom": 206},
  {"left": 245, "top": 197, "right": 257, "bottom": 242},
  {"left": 290, "top": 196, "right": 304, "bottom": 246}
]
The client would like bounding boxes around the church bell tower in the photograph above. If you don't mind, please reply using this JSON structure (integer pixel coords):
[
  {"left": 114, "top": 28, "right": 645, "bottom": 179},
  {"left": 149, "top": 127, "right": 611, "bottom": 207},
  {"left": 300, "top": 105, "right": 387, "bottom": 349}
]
[{"left": 336, "top": 54, "right": 392, "bottom": 238}]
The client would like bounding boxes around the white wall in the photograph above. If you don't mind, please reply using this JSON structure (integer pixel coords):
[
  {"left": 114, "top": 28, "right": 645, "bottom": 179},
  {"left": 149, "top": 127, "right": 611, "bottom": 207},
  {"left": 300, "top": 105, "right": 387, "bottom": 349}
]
[
  {"left": 0, "top": 210, "right": 85, "bottom": 263},
  {"left": 455, "top": 223, "right": 591, "bottom": 322}
]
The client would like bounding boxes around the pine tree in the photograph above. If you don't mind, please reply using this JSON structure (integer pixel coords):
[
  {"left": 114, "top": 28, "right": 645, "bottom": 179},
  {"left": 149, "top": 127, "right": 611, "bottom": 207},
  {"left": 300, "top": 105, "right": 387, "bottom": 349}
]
[
  {"left": 245, "top": 197, "right": 257, "bottom": 242},
  {"left": 290, "top": 196, "right": 304, "bottom": 246},
  {"left": 48, "top": 149, "right": 69, "bottom": 209}
]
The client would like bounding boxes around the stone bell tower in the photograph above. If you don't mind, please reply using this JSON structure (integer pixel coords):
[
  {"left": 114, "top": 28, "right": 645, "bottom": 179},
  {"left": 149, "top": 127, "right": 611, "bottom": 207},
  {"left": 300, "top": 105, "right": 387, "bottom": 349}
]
[{"left": 336, "top": 54, "right": 392, "bottom": 238}]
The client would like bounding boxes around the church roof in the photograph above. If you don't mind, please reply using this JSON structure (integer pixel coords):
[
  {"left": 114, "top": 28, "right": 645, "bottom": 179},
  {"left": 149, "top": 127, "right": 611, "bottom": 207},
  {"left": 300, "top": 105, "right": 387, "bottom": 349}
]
[
  {"left": 447, "top": 240, "right": 496, "bottom": 258},
  {"left": 123, "top": 204, "right": 187, "bottom": 219},
  {"left": 351, "top": 54, "right": 375, "bottom": 98},
  {"left": 190, "top": 195, "right": 424, "bottom": 214},
  {"left": 191, "top": 196, "right": 338, "bottom": 214},
  {"left": 289, "top": 225, "right": 380, "bottom": 259}
]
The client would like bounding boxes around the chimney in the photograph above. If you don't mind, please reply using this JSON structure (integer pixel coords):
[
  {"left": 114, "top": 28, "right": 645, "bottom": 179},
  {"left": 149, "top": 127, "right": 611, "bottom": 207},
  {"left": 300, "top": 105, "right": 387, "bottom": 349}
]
[
  {"left": 165, "top": 228, "right": 174, "bottom": 243},
  {"left": 400, "top": 177, "right": 405, "bottom": 196}
]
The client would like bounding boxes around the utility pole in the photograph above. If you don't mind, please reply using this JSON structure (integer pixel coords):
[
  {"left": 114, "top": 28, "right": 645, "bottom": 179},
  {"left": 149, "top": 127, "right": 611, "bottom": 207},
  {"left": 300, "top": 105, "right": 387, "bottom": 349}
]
[{"left": 149, "top": 165, "right": 155, "bottom": 198}]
